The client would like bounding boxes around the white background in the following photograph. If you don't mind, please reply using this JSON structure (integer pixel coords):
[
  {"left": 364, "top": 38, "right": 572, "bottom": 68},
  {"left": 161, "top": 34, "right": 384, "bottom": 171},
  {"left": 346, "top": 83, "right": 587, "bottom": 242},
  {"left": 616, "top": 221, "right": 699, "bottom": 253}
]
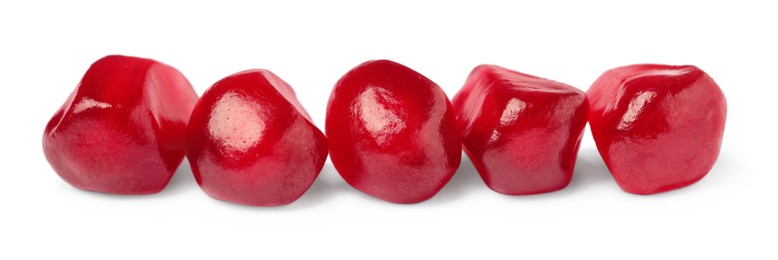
[{"left": 1, "top": 1, "right": 776, "bottom": 259}]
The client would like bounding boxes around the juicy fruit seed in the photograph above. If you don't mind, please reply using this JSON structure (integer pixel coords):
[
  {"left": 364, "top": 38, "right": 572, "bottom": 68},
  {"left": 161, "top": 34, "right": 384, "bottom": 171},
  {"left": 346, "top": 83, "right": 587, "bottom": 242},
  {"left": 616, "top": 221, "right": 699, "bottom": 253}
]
[
  {"left": 326, "top": 60, "right": 462, "bottom": 204},
  {"left": 453, "top": 65, "right": 589, "bottom": 195},
  {"left": 185, "top": 69, "right": 328, "bottom": 206},
  {"left": 587, "top": 64, "right": 726, "bottom": 194},
  {"left": 43, "top": 55, "right": 199, "bottom": 194}
]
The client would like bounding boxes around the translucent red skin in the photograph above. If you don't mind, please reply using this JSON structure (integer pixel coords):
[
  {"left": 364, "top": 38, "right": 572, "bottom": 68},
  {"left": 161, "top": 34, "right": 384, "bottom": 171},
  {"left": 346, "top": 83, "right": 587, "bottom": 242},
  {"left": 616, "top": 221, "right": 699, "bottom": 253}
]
[
  {"left": 452, "top": 65, "right": 589, "bottom": 195},
  {"left": 326, "top": 60, "right": 461, "bottom": 204},
  {"left": 587, "top": 64, "right": 727, "bottom": 194},
  {"left": 185, "top": 70, "right": 328, "bottom": 206},
  {"left": 43, "top": 55, "right": 199, "bottom": 194}
]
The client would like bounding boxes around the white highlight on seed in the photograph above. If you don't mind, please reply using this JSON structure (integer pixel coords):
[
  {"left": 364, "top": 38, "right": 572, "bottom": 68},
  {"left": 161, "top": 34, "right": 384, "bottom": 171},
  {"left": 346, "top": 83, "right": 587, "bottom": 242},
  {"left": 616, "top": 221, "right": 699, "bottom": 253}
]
[
  {"left": 73, "top": 97, "right": 112, "bottom": 113},
  {"left": 499, "top": 98, "right": 527, "bottom": 126},
  {"left": 208, "top": 92, "right": 265, "bottom": 152},
  {"left": 358, "top": 87, "right": 406, "bottom": 144},
  {"left": 618, "top": 91, "right": 656, "bottom": 131}
]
